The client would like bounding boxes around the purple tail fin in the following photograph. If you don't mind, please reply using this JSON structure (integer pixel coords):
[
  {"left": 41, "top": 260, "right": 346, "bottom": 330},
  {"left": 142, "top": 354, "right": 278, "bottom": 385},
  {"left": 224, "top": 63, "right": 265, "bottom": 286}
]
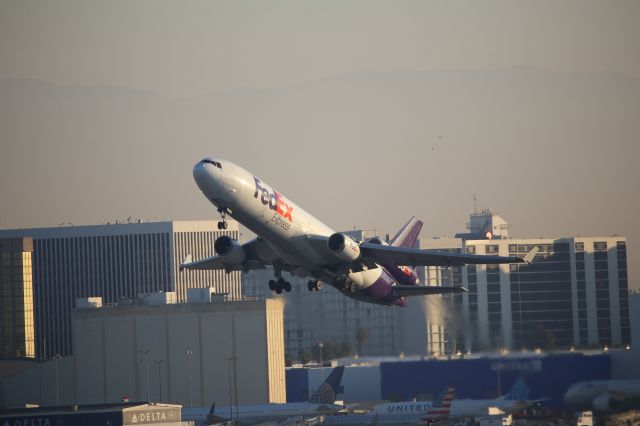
[{"left": 390, "top": 216, "right": 423, "bottom": 248}]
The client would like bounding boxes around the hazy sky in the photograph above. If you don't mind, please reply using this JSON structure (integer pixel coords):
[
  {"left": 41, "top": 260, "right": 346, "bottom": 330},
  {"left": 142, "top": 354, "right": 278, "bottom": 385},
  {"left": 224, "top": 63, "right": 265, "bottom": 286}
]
[{"left": 1, "top": 1, "right": 639, "bottom": 288}]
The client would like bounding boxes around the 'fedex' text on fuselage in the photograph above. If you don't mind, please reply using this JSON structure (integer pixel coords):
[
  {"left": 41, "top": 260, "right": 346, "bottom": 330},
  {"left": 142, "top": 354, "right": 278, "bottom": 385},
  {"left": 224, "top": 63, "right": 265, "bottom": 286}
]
[{"left": 253, "top": 177, "right": 293, "bottom": 222}]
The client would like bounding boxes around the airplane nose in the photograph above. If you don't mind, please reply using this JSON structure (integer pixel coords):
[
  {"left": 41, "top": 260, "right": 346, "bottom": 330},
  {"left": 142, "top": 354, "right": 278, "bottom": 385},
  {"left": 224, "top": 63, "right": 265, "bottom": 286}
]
[
  {"left": 193, "top": 160, "right": 207, "bottom": 179},
  {"left": 193, "top": 159, "right": 216, "bottom": 192}
]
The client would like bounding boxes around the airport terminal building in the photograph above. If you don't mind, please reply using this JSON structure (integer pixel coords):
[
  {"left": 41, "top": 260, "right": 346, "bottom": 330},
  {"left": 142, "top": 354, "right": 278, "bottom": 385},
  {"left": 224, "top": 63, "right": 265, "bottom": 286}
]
[{"left": 0, "top": 220, "right": 241, "bottom": 358}]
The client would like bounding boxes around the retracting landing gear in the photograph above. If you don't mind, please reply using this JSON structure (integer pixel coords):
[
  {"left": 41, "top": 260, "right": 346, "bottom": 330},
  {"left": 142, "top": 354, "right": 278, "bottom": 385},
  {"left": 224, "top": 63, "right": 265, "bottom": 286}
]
[
  {"left": 307, "top": 280, "right": 323, "bottom": 292},
  {"left": 217, "top": 207, "right": 229, "bottom": 230},
  {"left": 269, "top": 277, "right": 292, "bottom": 294},
  {"left": 269, "top": 266, "right": 292, "bottom": 294},
  {"left": 336, "top": 278, "right": 356, "bottom": 293}
]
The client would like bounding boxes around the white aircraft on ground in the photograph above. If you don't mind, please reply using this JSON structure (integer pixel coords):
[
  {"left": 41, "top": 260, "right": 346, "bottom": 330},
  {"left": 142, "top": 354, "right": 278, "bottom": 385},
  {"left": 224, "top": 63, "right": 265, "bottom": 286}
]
[
  {"left": 563, "top": 379, "right": 640, "bottom": 412},
  {"left": 323, "top": 387, "right": 455, "bottom": 425},
  {"left": 372, "top": 377, "right": 542, "bottom": 417},
  {"left": 182, "top": 366, "right": 345, "bottom": 425},
  {"left": 180, "top": 158, "right": 537, "bottom": 306}
]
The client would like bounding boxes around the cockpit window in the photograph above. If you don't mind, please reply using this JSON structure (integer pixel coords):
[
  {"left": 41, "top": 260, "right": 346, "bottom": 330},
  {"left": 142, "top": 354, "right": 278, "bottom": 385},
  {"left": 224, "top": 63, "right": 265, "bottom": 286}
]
[{"left": 202, "top": 159, "right": 222, "bottom": 169}]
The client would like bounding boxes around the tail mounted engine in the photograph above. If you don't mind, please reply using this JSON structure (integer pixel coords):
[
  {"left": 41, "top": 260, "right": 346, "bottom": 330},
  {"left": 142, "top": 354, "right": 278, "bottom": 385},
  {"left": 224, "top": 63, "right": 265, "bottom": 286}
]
[
  {"left": 367, "top": 236, "right": 420, "bottom": 286},
  {"left": 214, "top": 236, "right": 245, "bottom": 264},
  {"left": 328, "top": 233, "right": 361, "bottom": 262}
]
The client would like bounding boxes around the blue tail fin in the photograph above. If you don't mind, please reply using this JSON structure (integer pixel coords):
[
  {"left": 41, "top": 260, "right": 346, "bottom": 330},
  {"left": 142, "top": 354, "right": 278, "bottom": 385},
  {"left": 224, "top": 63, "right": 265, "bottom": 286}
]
[
  {"left": 505, "top": 377, "right": 530, "bottom": 400},
  {"left": 308, "top": 366, "right": 345, "bottom": 404},
  {"left": 390, "top": 216, "right": 423, "bottom": 248}
]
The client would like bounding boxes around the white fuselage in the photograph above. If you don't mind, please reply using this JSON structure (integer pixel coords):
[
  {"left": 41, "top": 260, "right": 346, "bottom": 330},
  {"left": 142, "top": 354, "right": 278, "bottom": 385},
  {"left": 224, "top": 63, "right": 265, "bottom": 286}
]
[
  {"left": 563, "top": 380, "right": 640, "bottom": 411},
  {"left": 193, "top": 158, "right": 387, "bottom": 297},
  {"left": 182, "top": 401, "right": 343, "bottom": 425},
  {"left": 373, "top": 398, "right": 529, "bottom": 417}
]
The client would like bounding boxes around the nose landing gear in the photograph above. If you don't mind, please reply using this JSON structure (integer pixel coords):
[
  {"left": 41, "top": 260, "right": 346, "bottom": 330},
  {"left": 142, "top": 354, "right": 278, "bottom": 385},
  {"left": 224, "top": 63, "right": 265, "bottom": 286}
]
[{"left": 217, "top": 207, "right": 229, "bottom": 230}]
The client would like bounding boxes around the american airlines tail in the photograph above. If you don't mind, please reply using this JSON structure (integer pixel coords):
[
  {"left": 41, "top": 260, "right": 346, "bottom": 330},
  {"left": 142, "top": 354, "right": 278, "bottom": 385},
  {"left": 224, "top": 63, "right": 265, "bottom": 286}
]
[
  {"left": 421, "top": 387, "right": 455, "bottom": 423},
  {"left": 308, "top": 366, "right": 345, "bottom": 404}
]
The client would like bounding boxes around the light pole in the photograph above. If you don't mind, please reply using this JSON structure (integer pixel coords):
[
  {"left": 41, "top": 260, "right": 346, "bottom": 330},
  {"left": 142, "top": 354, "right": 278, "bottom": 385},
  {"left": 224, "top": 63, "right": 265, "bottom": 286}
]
[
  {"left": 226, "top": 357, "right": 233, "bottom": 422},
  {"left": 139, "top": 349, "right": 150, "bottom": 403},
  {"left": 133, "top": 360, "right": 143, "bottom": 401},
  {"left": 154, "top": 359, "right": 165, "bottom": 402},
  {"left": 35, "top": 364, "right": 43, "bottom": 406},
  {"left": 185, "top": 349, "right": 193, "bottom": 408},
  {"left": 54, "top": 354, "right": 61, "bottom": 406},
  {"left": 318, "top": 343, "right": 324, "bottom": 384},
  {"left": 226, "top": 356, "right": 239, "bottom": 424},
  {"left": 233, "top": 357, "right": 239, "bottom": 424}
]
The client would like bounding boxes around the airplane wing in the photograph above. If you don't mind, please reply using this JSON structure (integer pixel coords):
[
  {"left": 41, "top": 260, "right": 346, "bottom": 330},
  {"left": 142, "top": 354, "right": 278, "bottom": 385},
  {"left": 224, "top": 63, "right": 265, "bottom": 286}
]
[
  {"left": 305, "top": 234, "right": 537, "bottom": 267},
  {"left": 391, "top": 285, "right": 468, "bottom": 297},
  {"left": 179, "top": 237, "right": 273, "bottom": 272},
  {"left": 359, "top": 242, "right": 538, "bottom": 267}
]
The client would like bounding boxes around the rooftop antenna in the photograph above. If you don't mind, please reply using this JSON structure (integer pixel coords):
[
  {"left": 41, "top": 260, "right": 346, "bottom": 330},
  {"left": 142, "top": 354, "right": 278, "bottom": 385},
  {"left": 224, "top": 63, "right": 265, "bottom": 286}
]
[{"left": 473, "top": 194, "right": 478, "bottom": 215}]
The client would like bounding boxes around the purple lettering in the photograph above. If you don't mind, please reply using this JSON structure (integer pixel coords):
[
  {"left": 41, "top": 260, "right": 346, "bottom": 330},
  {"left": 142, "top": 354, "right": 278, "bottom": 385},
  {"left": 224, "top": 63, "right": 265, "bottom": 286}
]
[{"left": 253, "top": 176, "right": 263, "bottom": 198}]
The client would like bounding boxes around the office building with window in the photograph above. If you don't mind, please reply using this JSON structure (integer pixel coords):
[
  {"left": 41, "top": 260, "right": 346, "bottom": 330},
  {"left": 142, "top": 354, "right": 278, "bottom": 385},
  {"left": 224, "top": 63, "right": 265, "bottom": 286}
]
[
  {"left": 0, "top": 237, "right": 35, "bottom": 358},
  {"left": 416, "top": 211, "right": 631, "bottom": 354},
  {"left": 0, "top": 221, "right": 241, "bottom": 358}
]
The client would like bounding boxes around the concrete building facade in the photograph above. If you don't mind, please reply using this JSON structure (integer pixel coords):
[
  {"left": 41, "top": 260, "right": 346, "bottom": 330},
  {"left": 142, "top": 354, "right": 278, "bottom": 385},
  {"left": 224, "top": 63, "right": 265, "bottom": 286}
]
[
  {"left": 72, "top": 298, "right": 285, "bottom": 406},
  {"left": 0, "top": 237, "right": 35, "bottom": 358},
  {"left": 0, "top": 298, "right": 285, "bottom": 408},
  {"left": 0, "top": 220, "right": 241, "bottom": 358}
]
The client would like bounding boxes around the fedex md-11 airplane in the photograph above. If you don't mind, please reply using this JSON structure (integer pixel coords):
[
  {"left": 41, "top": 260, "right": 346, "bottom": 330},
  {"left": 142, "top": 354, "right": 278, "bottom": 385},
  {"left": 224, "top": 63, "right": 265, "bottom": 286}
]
[{"left": 180, "top": 158, "right": 538, "bottom": 306}]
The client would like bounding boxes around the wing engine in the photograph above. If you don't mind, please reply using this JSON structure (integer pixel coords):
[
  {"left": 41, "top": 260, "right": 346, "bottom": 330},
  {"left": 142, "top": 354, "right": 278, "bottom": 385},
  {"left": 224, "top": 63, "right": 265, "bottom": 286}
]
[
  {"left": 327, "top": 233, "right": 361, "bottom": 262},
  {"left": 214, "top": 236, "right": 245, "bottom": 264}
]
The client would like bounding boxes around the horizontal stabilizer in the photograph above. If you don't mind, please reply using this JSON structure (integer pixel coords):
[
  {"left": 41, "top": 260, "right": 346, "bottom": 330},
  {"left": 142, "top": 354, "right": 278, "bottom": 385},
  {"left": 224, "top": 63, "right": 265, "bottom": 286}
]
[{"left": 392, "top": 285, "right": 467, "bottom": 298}]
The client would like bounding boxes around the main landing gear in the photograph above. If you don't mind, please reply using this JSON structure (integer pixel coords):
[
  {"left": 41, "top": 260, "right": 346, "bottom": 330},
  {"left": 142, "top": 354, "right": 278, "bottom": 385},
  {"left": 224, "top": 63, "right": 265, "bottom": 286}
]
[
  {"left": 307, "top": 280, "right": 323, "bottom": 292},
  {"left": 336, "top": 278, "right": 357, "bottom": 293},
  {"left": 269, "top": 277, "right": 292, "bottom": 294},
  {"left": 217, "top": 207, "right": 229, "bottom": 230}
]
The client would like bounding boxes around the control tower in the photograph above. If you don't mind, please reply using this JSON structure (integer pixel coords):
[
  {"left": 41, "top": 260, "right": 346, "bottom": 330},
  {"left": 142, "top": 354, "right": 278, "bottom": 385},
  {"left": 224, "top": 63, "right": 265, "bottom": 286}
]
[{"left": 455, "top": 208, "right": 511, "bottom": 240}]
